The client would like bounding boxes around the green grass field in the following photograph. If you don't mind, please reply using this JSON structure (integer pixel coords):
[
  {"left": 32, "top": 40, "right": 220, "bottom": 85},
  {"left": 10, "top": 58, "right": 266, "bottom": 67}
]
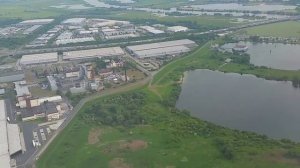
[
  {"left": 0, "top": 0, "right": 83, "bottom": 19},
  {"left": 110, "top": 11, "right": 239, "bottom": 31},
  {"left": 38, "top": 40, "right": 300, "bottom": 168},
  {"left": 244, "top": 21, "right": 300, "bottom": 38}
]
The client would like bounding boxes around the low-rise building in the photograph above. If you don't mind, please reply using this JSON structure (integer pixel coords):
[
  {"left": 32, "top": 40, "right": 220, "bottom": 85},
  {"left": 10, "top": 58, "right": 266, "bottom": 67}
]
[
  {"left": 20, "top": 102, "right": 60, "bottom": 121},
  {"left": 14, "top": 81, "right": 31, "bottom": 98},
  {"left": 167, "top": 26, "right": 188, "bottom": 32},
  {"left": 140, "top": 26, "right": 165, "bottom": 35},
  {"left": 17, "top": 96, "right": 62, "bottom": 109},
  {"left": 99, "top": 68, "right": 113, "bottom": 77},
  {"left": 69, "top": 82, "right": 86, "bottom": 94},
  {"left": 100, "top": 24, "right": 136, "bottom": 40},
  {"left": 64, "top": 67, "right": 81, "bottom": 78},
  {"left": 0, "top": 89, "right": 4, "bottom": 95}
]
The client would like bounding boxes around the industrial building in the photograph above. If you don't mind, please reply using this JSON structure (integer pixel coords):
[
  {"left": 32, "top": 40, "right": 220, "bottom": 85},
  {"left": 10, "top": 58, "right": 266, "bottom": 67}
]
[
  {"left": 62, "top": 18, "right": 86, "bottom": 25},
  {"left": 14, "top": 81, "right": 31, "bottom": 98},
  {"left": 17, "top": 95, "right": 62, "bottom": 109},
  {"left": 100, "top": 25, "right": 137, "bottom": 40},
  {"left": 132, "top": 45, "right": 190, "bottom": 58},
  {"left": 0, "top": 100, "right": 23, "bottom": 168},
  {"left": 20, "top": 102, "right": 61, "bottom": 121},
  {"left": 87, "top": 19, "right": 130, "bottom": 28},
  {"left": 0, "top": 71, "right": 25, "bottom": 83},
  {"left": 18, "top": 19, "right": 54, "bottom": 25},
  {"left": 20, "top": 52, "right": 58, "bottom": 66},
  {"left": 167, "top": 26, "right": 188, "bottom": 32},
  {"left": 126, "top": 39, "right": 197, "bottom": 58},
  {"left": 140, "top": 26, "right": 165, "bottom": 35},
  {"left": 63, "top": 47, "right": 125, "bottom": 61}
]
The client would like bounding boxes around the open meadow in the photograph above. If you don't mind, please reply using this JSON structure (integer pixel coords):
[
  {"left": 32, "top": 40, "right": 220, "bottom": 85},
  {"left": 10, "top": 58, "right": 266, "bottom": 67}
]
[{"left": 244, "top": 21, "right": 300, "bottom": 38}]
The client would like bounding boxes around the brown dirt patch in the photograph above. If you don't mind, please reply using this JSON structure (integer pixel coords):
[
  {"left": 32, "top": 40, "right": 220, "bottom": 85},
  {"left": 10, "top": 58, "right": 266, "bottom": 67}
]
[
  {"left": 109, "top": 158, "right": 131, "bottom": 168},
  {"left": 119, "top": 140, "right": 148, "bottom": 151},
  {"left": 88, "top": 128, "right": 101, "bottom": 145},
  {"left": 264, "top": 150, "right": 300, "bottom": 166}
]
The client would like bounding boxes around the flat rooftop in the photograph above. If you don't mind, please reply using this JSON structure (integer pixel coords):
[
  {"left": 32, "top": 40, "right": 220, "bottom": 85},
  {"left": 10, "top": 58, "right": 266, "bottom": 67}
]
[
  {"left": 20, "top": 52, "right": 58, "bottom": 65},
  {"left": 126, "top": 39, "right": 196, "bottom": 51},
  {"left": 63, "top": 47, "right": 125, "bottom": 60},
  {"left": 14, "top": 81, "right": 30, "bottom": 97},
  {"left": 19, "top": 19, "right": 54, "bottom": 25},
  {"left": 0, "top": 100, "right": 10, "bottom": 168},
  {"left": 133, "top": 45, "right": 190, "bottom": 58}
]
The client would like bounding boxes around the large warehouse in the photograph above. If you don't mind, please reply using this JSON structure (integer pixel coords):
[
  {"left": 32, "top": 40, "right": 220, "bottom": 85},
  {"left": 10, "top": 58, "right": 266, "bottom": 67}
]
[
  {"left": 18, "top": 19, "right": 54, "bottom": 25},
  {"left": 126, "top": 39, "right": 197, "bottom": 58},
  {"left": 63, "top": 47, "right": 125, "bottom": 61},
  {"left": 0, "top": 71, "right": 25, "bottom": 83},
  {"left": 20, "top": 52, "right": 58, "bottom": 66},
  {"left": 0, "top": 100, "right": 23, "bottom": 168}
]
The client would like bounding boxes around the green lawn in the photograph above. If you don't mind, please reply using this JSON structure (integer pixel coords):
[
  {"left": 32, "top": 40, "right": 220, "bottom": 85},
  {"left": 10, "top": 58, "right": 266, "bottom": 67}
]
[
  {"left": 37, "top": 41, "right": 300, "bottom": 168},
  {"left": 244, "top": 21, "right": 300, "bottom": 38}
]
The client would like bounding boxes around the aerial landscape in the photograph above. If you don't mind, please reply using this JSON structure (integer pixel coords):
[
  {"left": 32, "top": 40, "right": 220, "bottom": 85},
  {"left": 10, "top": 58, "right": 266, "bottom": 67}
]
[{"left": 0, "top": 0, "right": 300, "bottom": 168}]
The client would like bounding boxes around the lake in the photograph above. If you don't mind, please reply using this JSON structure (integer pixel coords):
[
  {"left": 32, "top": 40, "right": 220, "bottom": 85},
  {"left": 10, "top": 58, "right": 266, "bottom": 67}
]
[
  {"left": 176, "top": 69, "right": 300, "bottom": 141},
  {"left": 221, "top": 42, "right": 300, "bottom": 70}
]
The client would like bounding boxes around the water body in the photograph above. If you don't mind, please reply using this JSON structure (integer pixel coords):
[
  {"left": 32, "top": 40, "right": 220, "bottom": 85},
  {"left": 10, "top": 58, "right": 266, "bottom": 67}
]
[
  {"left": 176, "top": 69, "right": 300, "bottom": 141},
  {"left": 222, "top": 42, "right": 300, "bottom": 70},
  {"left": 51, "top": 4, "right": 92, "bottom": 10},
  {"left": 190, "top": 3, "right": 297, "bottom": 12}
]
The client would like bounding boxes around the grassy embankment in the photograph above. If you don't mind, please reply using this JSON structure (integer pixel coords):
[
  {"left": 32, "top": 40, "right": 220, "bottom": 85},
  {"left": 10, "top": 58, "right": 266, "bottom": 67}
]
[
  {"left": 243, "top": 21, "right": 300, "bottom": 38},
  {"left": 38, "top": 41, "right": 300, "bottom": 168}
]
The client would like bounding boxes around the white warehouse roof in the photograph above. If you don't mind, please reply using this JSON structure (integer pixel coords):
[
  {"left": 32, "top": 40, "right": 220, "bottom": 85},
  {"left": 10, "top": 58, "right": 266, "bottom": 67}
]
[
  {"left": 14, "top": 81, "right": 30, "bottom": 97},
  {"left": 19, "top": 19, "right": 54, "bottom": 25},
  {"left": 126, "top": 39, "right": 195, "bottom": 51},
  {"left": 62, "top": 18, "right": 86, "bottom": 25},
  {"left": 63, "top": 47, "right": 125, "bottom": 61},
  {"left": 0, "top": 100, "right": 10, "bottom": 168},
  {"left": 20, "top": 52, "right": 58, "bottom": 65},
  {"left": 7, "top": 124, "right": 22, "bottom": 155},
  {"left": 133, "top": 45, "right": 190, "bottom": 58},
  {"left": 140, "top": 26, "right": 164, "bottom": 34},
  {"left": 167, "top": 26, "right": 188, "bottom": 32}
]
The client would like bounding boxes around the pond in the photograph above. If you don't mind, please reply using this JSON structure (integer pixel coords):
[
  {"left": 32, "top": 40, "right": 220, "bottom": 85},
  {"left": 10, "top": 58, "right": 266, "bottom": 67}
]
[
  {"left": 190, "top": 3, "right": 297, "bottom": 12},
  {"left": 221, "top": 42, "right": 300, "bottom": 70},
  {"left": 176, "top": 69, "right": 300, "bottom": 141}
]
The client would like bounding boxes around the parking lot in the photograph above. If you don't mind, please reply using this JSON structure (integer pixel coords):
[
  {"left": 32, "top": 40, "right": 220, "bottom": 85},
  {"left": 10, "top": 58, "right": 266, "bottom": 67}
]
[{"left": 12, "top": 122, "right": 53, "bottom": 167}]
